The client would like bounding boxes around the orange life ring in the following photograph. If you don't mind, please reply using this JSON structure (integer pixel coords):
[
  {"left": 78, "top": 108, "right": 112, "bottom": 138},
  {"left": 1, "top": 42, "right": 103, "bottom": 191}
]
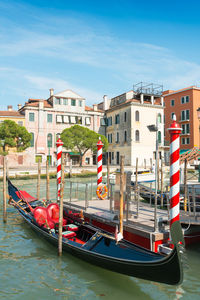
[{"left": 96, "top": 184, "right": 107, "bottom": 200}]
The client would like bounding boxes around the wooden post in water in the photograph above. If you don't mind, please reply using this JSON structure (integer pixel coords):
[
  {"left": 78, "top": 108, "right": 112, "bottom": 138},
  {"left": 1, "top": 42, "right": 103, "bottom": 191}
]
[
  {"left": 135, "top": 158, "right": 139, "bottom": 218},
  {"left": 160, "top": 156, "right": 164, "bottom": 207},
  {"left": 119, "top": 156, "right": 124, "bottom": 236},
  {"left": 3, "top": 156, "right": 7, "bottom": 223},
  {"left": 150, "top": 158, "right": 153, "bottom": 172},
  {"left": 46, "top": 159, "right": 50, "bottom": 201},
  {"left": 144, "top": 158, "right": 146, "bottom": 169},
  {"left": 37, "top": 160, "right": 41, "bottom": 200},
  {"left": 107, "top": 157, "right": 110, "bottom": 200},
  {"left": 184, "top": 159, "right": 188, "bottom": 211},
  {"left": 58, "top": 153, "right": 65, "bottom": 256}
]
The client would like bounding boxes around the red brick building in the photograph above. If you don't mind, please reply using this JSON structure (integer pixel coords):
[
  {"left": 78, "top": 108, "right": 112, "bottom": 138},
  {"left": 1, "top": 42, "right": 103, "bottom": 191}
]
[{"left": 163, "top": 86, "right": 200, "bottom": 152}]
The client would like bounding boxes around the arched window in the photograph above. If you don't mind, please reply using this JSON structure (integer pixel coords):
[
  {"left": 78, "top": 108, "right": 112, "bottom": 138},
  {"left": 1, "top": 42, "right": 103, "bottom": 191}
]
[
  {"left": 135, "top": 110, "right": 139, "bottom": 121},
  {"left": 47, "top": 133, "right": 53, "bottom": 148},
  {"left": 157, "top": 113, "right": 162, "bottom": 123},
  {"left": 30, "top": 133, "right": 34, "bottom": 147},
  {"left": 135, "top": 130, "right": 140, "bottom": 142},
  {"left": 158, "top": 131, "right": 161, "bottom": 144}
]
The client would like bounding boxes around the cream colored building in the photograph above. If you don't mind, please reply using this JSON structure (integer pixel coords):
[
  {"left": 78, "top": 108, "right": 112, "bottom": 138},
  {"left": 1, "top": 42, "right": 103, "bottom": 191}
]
[{"left": 105, "top": 85, "right": 164, "bottom": 167}]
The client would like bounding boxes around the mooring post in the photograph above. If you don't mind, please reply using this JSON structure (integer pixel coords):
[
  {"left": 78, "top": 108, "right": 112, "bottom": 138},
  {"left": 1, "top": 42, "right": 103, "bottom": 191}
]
[
  {"left": 37, "top": 160, "right": 41, "bottom": 200},
  {"left": 135, "top": 158, "right": 139, "bottom": 218},
  {"left": 58, "top": 153, "right": 65, "bottom": 256},
  {"left": 46, "top": 159, "right": 50, "bottom": 201},
  {"left": 119, "top": 155, "right": 124, "bottom": 236},
  {"left": 3, "top": 156, "right": 7, "bottom": 223},
  {"left": 85, "top": 183, "right": 89, "bottom": 210},
  {"left": 107, "top": 156, "right": 110, "bottom": 199},
  {"left": 160, "top": 156, "right": 164, "bottom": 207},
  {"left": 56, "top": 137, "right": 63, "bottom": 204},
  {"left": 184, "top": 159, "right": 188, "bottom": 211}
]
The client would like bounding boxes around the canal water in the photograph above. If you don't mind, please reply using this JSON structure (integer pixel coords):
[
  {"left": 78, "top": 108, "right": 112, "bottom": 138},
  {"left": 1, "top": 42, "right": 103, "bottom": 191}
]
[{"left": 0, "top": 179, "right": 200, "bottom": 300}]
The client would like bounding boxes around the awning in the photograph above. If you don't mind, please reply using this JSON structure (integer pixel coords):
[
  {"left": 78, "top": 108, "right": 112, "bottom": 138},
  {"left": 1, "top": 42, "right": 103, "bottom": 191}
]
[
  {"left": 68, "top": 152, "right": 80, "bottom": 156},
  {"left": 70, "top": 116, "right": 76, "bottom": 124},
  {"left": 63, "top": 115, "right": 69, "bottom": 123}
]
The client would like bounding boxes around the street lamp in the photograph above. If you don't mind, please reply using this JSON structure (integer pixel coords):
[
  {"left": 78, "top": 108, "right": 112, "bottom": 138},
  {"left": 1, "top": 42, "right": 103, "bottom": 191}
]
[{"left": 147, "top": 118, "right": 159, "bottom": 232}]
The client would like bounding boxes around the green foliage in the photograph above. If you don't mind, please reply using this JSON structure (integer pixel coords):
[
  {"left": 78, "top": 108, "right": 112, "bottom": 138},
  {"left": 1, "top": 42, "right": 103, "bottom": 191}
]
[
  {"left": 61, "top": 125, "right": 108, "bottom": 166},
  {"left": 0, "top": 120, "right": 32, "bottom": 155}
]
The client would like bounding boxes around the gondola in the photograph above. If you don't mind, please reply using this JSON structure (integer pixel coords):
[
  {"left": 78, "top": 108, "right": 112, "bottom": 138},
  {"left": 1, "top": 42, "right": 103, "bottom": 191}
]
[{"left": 7, "top": 178, "right": 184, "bottom": 285}]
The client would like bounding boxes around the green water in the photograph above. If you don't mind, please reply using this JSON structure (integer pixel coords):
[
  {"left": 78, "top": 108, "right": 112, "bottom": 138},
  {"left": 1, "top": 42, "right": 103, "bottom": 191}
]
[{"left": 0, "top": 179, "right": 200, "bottom": 299}]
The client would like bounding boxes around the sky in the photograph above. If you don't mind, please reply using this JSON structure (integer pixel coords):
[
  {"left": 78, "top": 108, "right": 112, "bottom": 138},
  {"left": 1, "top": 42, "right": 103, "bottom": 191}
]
[{"left": 1, "top": 0, "right": 200, "bottom": 109}]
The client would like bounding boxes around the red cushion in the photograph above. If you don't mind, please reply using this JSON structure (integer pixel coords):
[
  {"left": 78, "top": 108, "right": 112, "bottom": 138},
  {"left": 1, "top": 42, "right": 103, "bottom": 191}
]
[
  {"left": 62, "top": 231, "right": 76, "bottom": 238},
  {"left": 67, "top": 224, "right": 79, "bottom": 231},
  {"left": 33, "top": 207, "right": 54, "bottom": 229},
  {"left": 47, "top": 203, "right": 67, "bottom": 226}
]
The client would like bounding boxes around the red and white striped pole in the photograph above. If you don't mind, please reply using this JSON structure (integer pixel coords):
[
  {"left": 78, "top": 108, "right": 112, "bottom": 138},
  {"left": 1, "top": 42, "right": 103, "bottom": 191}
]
[
  {"left": 97, "top": 137, "right": 103, "bottom": 187},
  {"left": 168, "top": 115, "right": 182, "bottom": 228},
  {"left": 56, "top": 138, "right": 63, "bottom": 202}
]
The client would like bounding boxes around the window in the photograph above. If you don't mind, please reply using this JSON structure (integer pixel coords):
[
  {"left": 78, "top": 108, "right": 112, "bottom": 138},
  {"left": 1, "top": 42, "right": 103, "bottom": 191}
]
[
  {"left": 135, "top": 111, "right": 139, "bottom": 122},
  {"left": 76, "top": 116, "right": 82, "bottom": 124},
  {"left": 182, "top": 137, "right": 190, "bottom": 145},
  {"left": 79, "top": 100, "right": 82, "bottom": 107},
  {"left": 171, "top": 112, "right": 175, "bottom": 120},
  {"left": 29, "top": 112, "right": 35, "bottom": 122},
  {"left": 63, "top": 99, "right": 68, "bottom": 105},
  {"left": 85, "top": 117, "right": 91, "bottom": 125},
  {"left": 171, "top": 99, "right": 175, "bottom": 106},
  {"left": 158, "top": 131, "right": 161, "bottom": 144},
  {"left": 112, "top": 152, "right": 114, "bottom": 160},
  {"left": 135, "top": 130, "right": 140, "bottom": 142},
  {"left": 63, "top": 115, "right": 69, "bottom": 123},
  {"left": 55, "top": 133, "right": 60, "bottom": 146},
  {"left": 124, "top": 112, "right": 127, "bottom": 122},
  {"left": 70, "top": 116, "right": 76, "bottom": 124},
  {"left": 116, "top": 152, "right": 120, "bottom": 165},
  {"left": 71, "top": 99, "right": 76, "bottom": 106},
  {"left": 30, "top": 133, "right": 34, "bottom": 147},
  {"left": 47, "top": 133, "right": 52, "bottom": 148},
  {"left": 181, "top": 110, "right": 190, "bottom": 121},
  {"left": 108, "top": 134, "right": 113, "bottom": 143},
  {"left": 55, "top": 98, "right": 61, "bottom": 105},
  {"left": 56, "top": 115, "right": 62, "bottom": 123},
  {"left": 47, "top": 114, "right": 52, "bottom": 123},
  {"left": 124, "top": 130, "right": 127, "bottom": 142},
  {"left": 35, "top": 155, "right": 42, "bottom": 163},
  {"left": 115, "top": 114, "right": 120, "bottom": 124},
  {"left": 116, "top": 132, "right": 119, "bottom": 143},
  {"left": 100, "top": 118, "right": 107, "bottom": 126},
  {"left": 181, "top": 124, "right": 190, "bottom": 134},
  {"left": 107, "top": 117, "right": 112, "bottom": 126},
  {"left": 157, "top": 113, "right": 162, "bottom": 123},
  {"left": 181, "top": 96, "right": 189, "bottom": 104}
]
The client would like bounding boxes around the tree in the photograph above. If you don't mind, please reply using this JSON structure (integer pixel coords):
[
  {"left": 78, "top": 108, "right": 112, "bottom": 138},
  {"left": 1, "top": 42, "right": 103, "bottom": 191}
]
[
  {"left": 0, "top": 120, "right": 32, "bottom": 155},
  {"left": 61, "top": 125, "right": 108, "bottom": 166}
]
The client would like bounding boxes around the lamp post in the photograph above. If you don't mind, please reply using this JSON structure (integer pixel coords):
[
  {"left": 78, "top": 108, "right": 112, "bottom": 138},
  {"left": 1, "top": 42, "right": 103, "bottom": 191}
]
[{"left": 147, "top": 118, "right": 159, "bottom": 231}]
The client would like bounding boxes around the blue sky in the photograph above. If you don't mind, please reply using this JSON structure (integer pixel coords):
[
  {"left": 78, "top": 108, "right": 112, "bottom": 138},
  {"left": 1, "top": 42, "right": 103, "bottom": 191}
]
[{"left": 1, "top": 0, "right": 200, "bottom": 109}]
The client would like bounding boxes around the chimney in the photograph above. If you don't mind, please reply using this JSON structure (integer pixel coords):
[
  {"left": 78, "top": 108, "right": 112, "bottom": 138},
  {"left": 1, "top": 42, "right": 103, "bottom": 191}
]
[
  {"left": 49, "top": 88, "right": 54, "bottom": 97},
  {"left": 103, "top": 95, "right": 109, "bottom": 110},
  {"left": 18, "top": 104, "right": 22, "bottom": 110},
  {"left": 7, "top": 105, "right": 13, "bottom": 111},
  {"left": 93, "top": 104, "right": 98, "bottom": 111}
]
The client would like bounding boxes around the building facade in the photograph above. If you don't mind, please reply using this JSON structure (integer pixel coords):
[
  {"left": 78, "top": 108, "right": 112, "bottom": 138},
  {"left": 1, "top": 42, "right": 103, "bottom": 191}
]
[
  {"left": 0, "top": 105, "right": 26, "bottom": 166},
  {"left": 105, "top": 85, "right": 164, "bottom": 167},
  {"left": 164, "top": 86, "right": 200, "bottom": 152},
  {"left": 19, "top": 89, "right": 105, "bottom": 166}
]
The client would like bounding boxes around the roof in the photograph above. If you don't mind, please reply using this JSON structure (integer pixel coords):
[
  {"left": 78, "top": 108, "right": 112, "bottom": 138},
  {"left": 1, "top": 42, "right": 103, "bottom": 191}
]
[
  {"left": 163, "top": 86, "right": 200, "bottom": 97},
  {"left": 54, "top": 89, "right": 85, "bottom": 100},
  {"left": 0, "top": 111, "right": 24, "bottom": 117},
  {"left": 23, "top": 99, "right": 52, "bottom": 108}
]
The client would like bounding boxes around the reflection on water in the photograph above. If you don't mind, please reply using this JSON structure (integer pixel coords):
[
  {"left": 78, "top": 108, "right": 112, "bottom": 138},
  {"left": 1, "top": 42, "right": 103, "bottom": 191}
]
[{"left": 0, "top": 179, "right": 200, "bottom": 299}]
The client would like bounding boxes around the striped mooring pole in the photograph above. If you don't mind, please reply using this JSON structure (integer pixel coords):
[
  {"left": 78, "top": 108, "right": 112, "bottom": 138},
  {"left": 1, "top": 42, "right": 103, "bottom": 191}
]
[
  {"left": 97, "top": 137, "right": 103, "bottom": 187},
  {"left": 168, "top": 114, "right": 182, "bottom": 227},
  {"left": 56, "top": 138, "right": 63, "bottom": 202}
]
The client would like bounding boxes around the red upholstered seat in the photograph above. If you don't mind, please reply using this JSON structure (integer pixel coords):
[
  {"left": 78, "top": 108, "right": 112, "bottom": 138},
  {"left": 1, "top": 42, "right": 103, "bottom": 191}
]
[
  {"left": 46, "top": 203, "right": 67, "bottom": 226},
  {"left": 33, "top": 207, "right": 54, "bottom": 229},
  {"left": 62, "top": 231, "right": 76, "bottom": 239}
]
